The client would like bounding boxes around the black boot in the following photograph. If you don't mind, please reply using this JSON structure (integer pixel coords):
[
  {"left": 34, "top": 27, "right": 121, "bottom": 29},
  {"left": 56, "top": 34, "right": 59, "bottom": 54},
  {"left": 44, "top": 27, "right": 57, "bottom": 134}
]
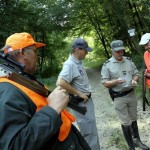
[
  {"left": 131, "top": 121, "right": 149, "bottom": 150},
  {"left": 121, "top": 125, "right": 135, "bottom": 150}
]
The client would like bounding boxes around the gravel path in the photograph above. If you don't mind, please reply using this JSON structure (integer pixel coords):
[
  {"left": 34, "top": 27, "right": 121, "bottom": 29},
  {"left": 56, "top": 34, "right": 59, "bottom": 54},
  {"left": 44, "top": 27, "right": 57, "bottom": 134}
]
[{"left": 76, "top": 68, "right": 150, "bottom": 150}]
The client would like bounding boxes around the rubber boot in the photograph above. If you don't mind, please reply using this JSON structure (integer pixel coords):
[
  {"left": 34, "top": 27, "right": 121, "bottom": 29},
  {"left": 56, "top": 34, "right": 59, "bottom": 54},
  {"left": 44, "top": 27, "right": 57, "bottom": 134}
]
[
  {"left": 121, "top": 125, "right": 135, "bottom": 150},
  {"left": 131, "top": 121, "right": 149, "bottom": 150}
]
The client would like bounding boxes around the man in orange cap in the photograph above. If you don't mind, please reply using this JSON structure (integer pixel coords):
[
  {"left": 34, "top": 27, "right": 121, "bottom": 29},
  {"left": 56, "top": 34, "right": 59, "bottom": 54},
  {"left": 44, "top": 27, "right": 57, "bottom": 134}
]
[{"left": 0, "top": 32, "right": 90, "bottom": 150}]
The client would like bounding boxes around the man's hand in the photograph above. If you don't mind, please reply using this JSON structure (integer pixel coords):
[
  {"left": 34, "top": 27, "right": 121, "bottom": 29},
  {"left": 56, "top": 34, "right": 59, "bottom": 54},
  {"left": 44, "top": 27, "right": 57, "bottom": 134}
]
[
  {"left": 117, "top": 77, "right": 126, "bottom": 84},
  {"left": 132, "top": 80, "right": 137, "bottom": 85},
  {"left": 46, "top": 86, "right": 69, "bottom": 114},
  {"left": 77, "top": 91, "right": 89, "bottom": 103}
]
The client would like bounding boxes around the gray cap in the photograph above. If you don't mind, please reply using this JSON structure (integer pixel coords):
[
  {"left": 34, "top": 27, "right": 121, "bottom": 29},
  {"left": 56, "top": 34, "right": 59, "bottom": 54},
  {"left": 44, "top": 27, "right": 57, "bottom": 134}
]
[
  {"left": 139, "top": 33, "right": 150, "bottom": 45},
  {"left": 72, "top": 38, "right": 92, "bottom": 51},
  {"left": 111, "top": 40, "right": 125, "bottom": 51}
]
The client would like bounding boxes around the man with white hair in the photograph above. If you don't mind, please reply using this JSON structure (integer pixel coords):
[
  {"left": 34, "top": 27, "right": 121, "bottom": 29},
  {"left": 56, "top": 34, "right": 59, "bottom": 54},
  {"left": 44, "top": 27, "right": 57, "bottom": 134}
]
[{"left": 101, "top": 39, "right": 149, "bottom": 150}]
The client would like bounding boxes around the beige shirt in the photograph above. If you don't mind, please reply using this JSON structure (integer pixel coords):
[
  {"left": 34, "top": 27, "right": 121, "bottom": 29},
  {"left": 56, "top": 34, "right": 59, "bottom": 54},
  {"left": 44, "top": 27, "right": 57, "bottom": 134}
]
[{"left": 101, "top": 56, "right": 139, "bottom": 92}]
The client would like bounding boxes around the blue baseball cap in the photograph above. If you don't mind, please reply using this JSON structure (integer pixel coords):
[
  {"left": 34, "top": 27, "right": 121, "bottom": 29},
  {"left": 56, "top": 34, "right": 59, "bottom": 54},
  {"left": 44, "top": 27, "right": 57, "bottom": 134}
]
[{"left": 72, "top": 38, "right": 92, "bottom": 51}]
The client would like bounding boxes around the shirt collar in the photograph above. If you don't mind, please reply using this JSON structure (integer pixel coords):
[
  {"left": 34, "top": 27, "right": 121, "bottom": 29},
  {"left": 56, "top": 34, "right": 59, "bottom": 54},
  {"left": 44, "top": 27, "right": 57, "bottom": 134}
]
[
  {"left": 69, "top": 54, "right": 82, "bottom": 64},
  {"left": 112, "top": 56, "right": 125, "bottom": 63}
]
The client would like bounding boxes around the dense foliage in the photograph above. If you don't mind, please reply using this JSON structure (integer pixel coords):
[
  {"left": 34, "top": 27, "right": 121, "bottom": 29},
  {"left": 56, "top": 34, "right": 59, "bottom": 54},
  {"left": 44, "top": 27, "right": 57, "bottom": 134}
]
[{"left": 0, "top": 0, "right": 150, "bottom": 77}]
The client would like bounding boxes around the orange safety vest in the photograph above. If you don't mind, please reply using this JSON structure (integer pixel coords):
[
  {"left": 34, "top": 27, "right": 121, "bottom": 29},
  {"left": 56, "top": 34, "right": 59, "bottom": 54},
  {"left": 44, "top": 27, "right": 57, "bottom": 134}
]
[
  {"left": 144, "top": 51, "right": 150, "bottom": 89},
  {"left": 0, "top": 78, "right": 75, "bottom": 141}
]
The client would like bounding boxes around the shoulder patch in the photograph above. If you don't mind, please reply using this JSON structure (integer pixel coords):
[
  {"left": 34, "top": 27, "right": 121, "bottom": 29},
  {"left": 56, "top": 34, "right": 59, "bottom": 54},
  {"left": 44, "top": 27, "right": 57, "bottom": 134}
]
[{"left": 103, "top": 60, "right": 110, "bottom": 66}]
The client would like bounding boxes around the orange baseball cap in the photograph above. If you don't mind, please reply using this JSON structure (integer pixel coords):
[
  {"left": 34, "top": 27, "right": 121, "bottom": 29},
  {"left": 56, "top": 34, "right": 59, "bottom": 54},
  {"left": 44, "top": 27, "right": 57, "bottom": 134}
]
[{"left": 4, "top": 32, "right": 46, "bottom": 52}]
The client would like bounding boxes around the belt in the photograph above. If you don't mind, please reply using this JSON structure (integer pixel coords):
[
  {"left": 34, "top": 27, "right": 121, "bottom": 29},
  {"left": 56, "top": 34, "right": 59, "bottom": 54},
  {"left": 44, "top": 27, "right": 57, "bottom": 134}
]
[
  {"left": 112, "top": 89, "right": 133, "bottom": 98},
  {"left": 109, "top": 88, "right": 133, "bottom": 101}
]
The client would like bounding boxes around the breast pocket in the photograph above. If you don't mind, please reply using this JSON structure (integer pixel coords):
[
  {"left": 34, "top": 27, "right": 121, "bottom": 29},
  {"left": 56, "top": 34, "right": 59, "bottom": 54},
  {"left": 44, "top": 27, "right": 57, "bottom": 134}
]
[{"left": 109, "top": 71, "right": 119, "bottom": 79}]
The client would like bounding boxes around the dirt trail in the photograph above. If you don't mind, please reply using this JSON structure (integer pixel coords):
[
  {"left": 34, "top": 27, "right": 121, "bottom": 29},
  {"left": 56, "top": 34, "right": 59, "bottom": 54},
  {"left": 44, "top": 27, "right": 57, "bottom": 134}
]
[{"left": 84, "top": 68, "right": 150, "bottom": 150}]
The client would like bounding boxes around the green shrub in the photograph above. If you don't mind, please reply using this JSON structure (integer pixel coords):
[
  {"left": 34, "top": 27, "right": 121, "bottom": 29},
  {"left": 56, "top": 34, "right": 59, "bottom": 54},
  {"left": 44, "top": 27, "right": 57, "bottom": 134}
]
[
  {"left": 84, "top": 56, "right": 107, "bottom": 69},
  {"left": 39, "top": 75, "right": 58, "bottom": 91},
  {"left": 131, "top": 53, "right": 144, "bottom": 70}
]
